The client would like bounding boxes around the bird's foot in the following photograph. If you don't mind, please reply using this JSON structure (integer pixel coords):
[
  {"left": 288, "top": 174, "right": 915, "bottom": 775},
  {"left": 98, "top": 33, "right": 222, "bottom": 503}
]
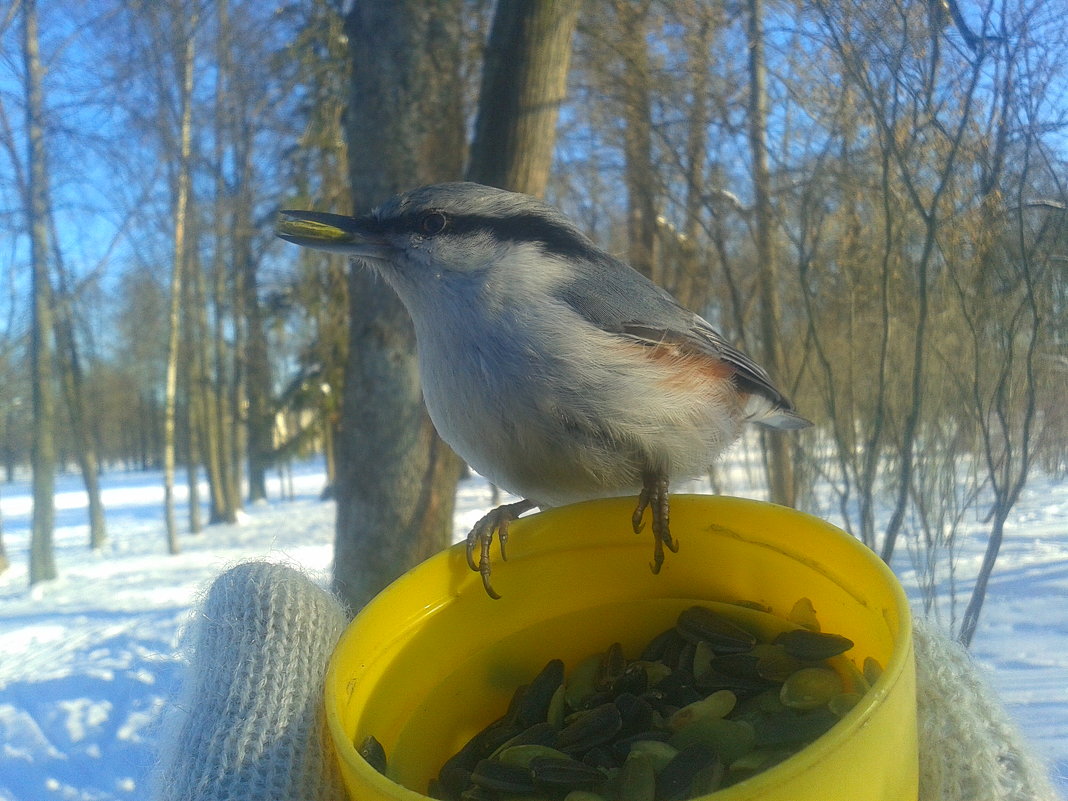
[
  {"left": 466, "top": 499, "right": 536, "bottom": 599},
  {"left": 632, "top": 474, "right": 677, "bottom": 574}
]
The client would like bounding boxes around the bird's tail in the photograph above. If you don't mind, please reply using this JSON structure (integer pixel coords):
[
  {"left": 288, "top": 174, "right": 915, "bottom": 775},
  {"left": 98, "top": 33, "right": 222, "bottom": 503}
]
[{"left": 745, "top": 396, "right": 813, "bottom": 430}]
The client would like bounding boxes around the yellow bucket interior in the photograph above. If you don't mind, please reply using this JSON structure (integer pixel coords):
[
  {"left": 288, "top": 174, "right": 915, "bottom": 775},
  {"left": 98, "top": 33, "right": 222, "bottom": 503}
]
[{"left": 325, "top": 495, "right": 917, "bottom": 801}]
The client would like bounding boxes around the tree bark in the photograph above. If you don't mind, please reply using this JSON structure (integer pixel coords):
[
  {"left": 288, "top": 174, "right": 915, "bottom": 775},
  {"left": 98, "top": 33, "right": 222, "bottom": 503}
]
[
  {"left": 611, "top": 0, "right": 658, "bottom": 282},
  {"left": 24, "top": 0, "right": 58, "bottom": 584},
  {"left": 336, "top": 0, "right": 577, "bottom": 609},
  {"left": 210, "top": 0, "right": 240, "bottom": 523},
  {"left": 467, "top": 0, "right": 581, "bottom": 198},
  {"left": 163, "top": 5, "right": 197, "bottom": 554},
  {"left": 337, "top": 0, "right": 467, "bottom": 610},
  {"left": 241, "top": 234, "right": 272, "bottom": 505},
  {"left": 190, "top": 233, "right": 229, "bottom": 524},
  {"left": 52, "top": 253, "right": 107, "bottom": 550},
  {"left": 746, "top": 0, "right": 796, "bottom": 507}
]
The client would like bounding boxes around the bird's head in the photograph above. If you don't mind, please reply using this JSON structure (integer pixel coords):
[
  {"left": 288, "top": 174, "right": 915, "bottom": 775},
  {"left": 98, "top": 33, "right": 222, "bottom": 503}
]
[{"left": 276, "top": 182, "right": 598, "bottom": 299}]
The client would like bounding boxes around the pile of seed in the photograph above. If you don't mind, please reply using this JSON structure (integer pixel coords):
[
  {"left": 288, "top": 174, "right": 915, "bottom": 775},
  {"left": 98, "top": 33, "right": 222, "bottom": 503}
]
[{"left": 360, "top": 601, "right": 882, "bottom": 801}]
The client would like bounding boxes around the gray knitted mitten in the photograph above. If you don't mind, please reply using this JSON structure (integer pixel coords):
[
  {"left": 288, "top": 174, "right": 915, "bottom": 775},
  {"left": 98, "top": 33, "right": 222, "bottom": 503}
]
[
  {"left": 156, "top": 562, "right": 1060, "bottom": 801},
  {"left": 914, "top": 618, "right": 1060, "bottom": 801},
  {"left": 153, "top": 561, "right": 348, "bottom": 801}
]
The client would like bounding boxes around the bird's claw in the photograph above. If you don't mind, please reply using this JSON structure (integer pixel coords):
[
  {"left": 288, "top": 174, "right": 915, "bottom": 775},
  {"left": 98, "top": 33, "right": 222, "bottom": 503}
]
[
  {"left": 465, "top": 499, "right": 535, "bottom": 599},
  {"left": 632, "top": 475, "right": 677, "bottom": 574}
]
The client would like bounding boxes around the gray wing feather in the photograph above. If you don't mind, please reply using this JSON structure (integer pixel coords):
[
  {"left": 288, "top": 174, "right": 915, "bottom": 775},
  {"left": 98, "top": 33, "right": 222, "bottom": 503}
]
[{"left": 554, "top": 252, "right": 794, "bottom": 410}]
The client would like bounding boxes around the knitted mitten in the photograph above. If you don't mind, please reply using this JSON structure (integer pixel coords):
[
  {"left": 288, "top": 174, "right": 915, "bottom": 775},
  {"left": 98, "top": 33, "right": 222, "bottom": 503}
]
[
  {"left": 915, "top": 618, "right": 1060, "bottom": 801},
  {"left": 153, "top": 561, "right": 349, "bottom": 801},
  {"left": 157, "top": 562, "right": 1061, "bottom": 801}
]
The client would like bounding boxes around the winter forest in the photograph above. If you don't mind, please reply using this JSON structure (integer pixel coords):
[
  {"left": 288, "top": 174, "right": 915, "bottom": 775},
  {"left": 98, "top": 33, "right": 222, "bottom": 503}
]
[{"left": 1, "top": 0, "right": 1067, "bottom": 656}]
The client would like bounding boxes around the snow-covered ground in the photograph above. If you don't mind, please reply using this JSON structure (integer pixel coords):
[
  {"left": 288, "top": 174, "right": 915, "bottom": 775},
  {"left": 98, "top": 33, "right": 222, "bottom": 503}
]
[{"left": 0, "top": 457, "right": 1065, "bottom": 799}]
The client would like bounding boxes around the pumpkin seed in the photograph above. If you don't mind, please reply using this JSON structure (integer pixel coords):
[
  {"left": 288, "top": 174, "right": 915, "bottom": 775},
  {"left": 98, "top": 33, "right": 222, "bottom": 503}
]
[
  {"left": 828, "top": 691, "right": 863, "bottom": 717},
  {"left": 863, "top": 656, "right": 884, "bottom": 685},
  {"left": 669, "top": 716, "right": 756, "bottom": 765},
  {"left": 667, "top": 690, "right": 737, "bottom": 730},
  {"left": 625, "top": 739, "right": 679, "bottom": 773},
  {"left": 618, "top": 750, "right": 656, "bottom": 801},
  {"left": 497, "top": 744, "right": 569, "bottom": 769},
  {"left": 780, "top": 667, "right": 843, "bottom": 710},
  {"left": 565, "top": 654, "right": 604, "bottom": 710},
  {"left": 548, "top": 683, "right": 568, "bottom": 729},
  {"left": 750, "top": 643, "right": 807, "bottom": 682}
]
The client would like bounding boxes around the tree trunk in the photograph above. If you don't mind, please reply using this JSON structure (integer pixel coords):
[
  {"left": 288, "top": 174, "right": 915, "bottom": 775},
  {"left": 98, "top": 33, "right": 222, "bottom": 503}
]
[
  {"left": 189, "top": 231, "right": 229, "bottom": 524},
  {"left": 52, "top": 252, "right": 107, "bottom": 550},
  {"left": 212, "top": 219, "right": 241, "bottom": 521},
  {"left": 24, "top": 0, "right": 58, "bottom": 584},
  {"left": 746, "top": 0, "right": 796, "bottom": 508},
  {"left": 241, "top": 236, "right": 272, "bottom": 505},
  {"left": 163, "top": 5, "right": 196, "bottom": 555},
  {"left": 614, "top": 0, "right": 658, "bottom": 282},
  {"left": 228, "top": 82, "right": 272, "bottom": 506},
  {"left": 467, "top": 0, "right": 581, "bottom": 198},
  {"left": 183, "top": 268, "right": 203, "bottom": 535},
  {"left": 337, "top": 0, "right": 467, "bottom": 610},
  {"left": 337, "top": 0, "right": 578, "bottom": 609},
  {"left": 208, "top": 0, "right": 240, "bottom": 523},
  {"left": 186, "top": 400, "right": 203, "bottom": 534}
]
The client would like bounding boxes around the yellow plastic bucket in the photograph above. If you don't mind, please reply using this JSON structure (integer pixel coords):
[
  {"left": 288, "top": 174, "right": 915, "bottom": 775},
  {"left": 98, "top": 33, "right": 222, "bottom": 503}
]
[{"left": 325, "top": 495, "right": 917, "bottom": 801}]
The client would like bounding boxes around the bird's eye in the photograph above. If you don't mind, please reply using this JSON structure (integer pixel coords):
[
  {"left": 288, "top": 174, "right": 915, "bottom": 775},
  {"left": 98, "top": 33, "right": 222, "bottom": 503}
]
[{"left": 420, "top": 211, "right": 448, "bottom": 236}]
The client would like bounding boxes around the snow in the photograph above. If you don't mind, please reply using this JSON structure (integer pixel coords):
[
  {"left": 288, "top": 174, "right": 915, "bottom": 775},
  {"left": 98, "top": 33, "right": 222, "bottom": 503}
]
[{"left": 0, "top": 457, "right": 1065, "bottom": 799}]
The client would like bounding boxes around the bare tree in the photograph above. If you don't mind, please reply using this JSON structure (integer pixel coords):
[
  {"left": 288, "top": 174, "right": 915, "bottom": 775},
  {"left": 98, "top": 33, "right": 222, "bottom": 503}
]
[
  {"left": 23, "top": 0, "right": 57, "bottom": 584},
  {"left": 3, "top": 6, "right": 108, "bottom": 553},
  {"left": 162, "top": 1, "right": 198, "bottom": 555},
  {"left": 52, "top": 253, "right": 107, "bottom": 550},
  {"left": 747, "top": 0, "right": 797, "bottom": 507},
  {"left": 205, "top": 0, "right": 241, "bottom": 523},
  {"left": 467, "top": 0, "right": 581, "bottom": 198}
]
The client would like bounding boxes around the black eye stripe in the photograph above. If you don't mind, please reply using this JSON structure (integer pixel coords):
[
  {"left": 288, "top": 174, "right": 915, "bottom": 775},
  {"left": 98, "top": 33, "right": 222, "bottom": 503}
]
[{"left": 381, "top": 212, "right": 596, "bottom": 260}]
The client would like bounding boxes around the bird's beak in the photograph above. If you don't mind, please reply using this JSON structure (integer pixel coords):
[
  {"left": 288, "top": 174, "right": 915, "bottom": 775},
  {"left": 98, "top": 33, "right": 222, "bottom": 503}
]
[{"left": 275, "top": 210, "right": 392, "bottom": 260}]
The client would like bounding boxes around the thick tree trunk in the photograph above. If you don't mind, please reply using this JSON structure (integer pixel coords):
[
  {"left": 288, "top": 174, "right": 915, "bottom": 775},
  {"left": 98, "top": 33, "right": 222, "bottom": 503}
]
[
  {"left": 337, "top": 0, "right": 467, "bottom": 610},
  {"left": 24, "top": 0, "right": 57, "bottom": 584},
  {"left": 337, "top": 0, "right": 577, "bottom": 609},
  {"left": 467, "top": 0, "right": 581, "bottom": 198}
]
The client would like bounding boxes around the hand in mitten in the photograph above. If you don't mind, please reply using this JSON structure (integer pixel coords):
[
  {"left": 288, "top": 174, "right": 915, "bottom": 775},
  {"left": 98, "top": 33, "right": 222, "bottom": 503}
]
[
  {"left": 912, "top": 619, "right": 1059, "bottom": 801},
  {"left": 155, "top": 562, "right": 1060, "bottom": 801},
  {"left": 153, "top": 562, "right": 349, "bottom": 801}
]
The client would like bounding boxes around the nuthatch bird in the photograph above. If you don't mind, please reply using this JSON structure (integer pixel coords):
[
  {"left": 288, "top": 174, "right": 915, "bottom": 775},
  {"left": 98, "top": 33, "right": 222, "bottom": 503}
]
[{"left": 276, "top": 182, "right": 809, "bottom": 598}]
